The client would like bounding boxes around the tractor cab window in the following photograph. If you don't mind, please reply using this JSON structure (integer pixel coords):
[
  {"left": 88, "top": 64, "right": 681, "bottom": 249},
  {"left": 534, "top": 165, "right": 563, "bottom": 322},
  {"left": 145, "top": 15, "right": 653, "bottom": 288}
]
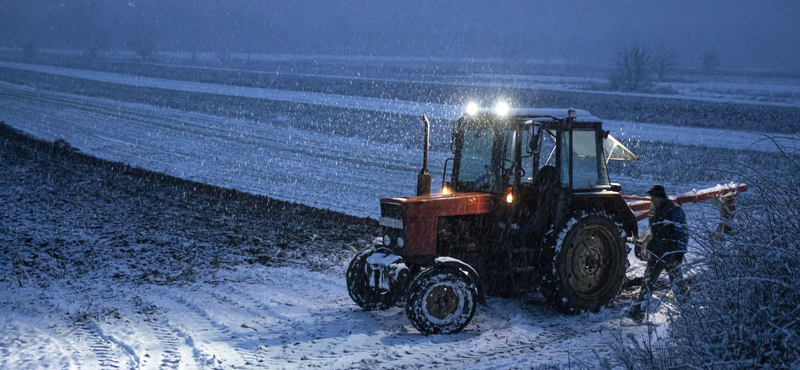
[
  {"left": 560, "top": 129, "right": 610, "bottom": 189},
  {"left": 459, "top": 128, "right": 496, "bottom": 192}
]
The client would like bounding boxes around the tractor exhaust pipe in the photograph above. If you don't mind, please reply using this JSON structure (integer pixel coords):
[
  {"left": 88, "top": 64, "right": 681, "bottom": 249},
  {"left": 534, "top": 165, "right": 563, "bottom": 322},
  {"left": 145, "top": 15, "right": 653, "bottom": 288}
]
[{"left": 417, "top": 115, "right": 432, "bottom": 196}]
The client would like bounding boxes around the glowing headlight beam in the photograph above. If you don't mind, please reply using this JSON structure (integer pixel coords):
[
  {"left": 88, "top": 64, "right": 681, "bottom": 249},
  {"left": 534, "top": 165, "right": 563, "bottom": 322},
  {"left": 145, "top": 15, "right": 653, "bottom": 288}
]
[
  {"left": 494, "top": 101, "right": 510, "bottom": 117},
  {"left": 465, "top": 102, "right": 480, "bottom": 116}
]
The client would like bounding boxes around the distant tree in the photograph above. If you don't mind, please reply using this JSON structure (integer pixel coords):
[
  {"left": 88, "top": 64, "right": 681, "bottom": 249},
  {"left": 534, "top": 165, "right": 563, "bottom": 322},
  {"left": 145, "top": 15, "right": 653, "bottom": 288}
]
[
  {"left": 83, "top": 34, "right": 110, "bottom": 60},
  {"left": 129, "top": 31, "right": 156, "bottom": 61},
  {"left": 76, "top": 1, "right": 110, "bottom": 60},
  {"left": 21, "top": 41, "right": 38, "bottom": 60},
  {"left": 609, "top": 45, "right": 653, "bottom": 91},
  {"left": 701, "top": 51, "right": 720, "bottom": 71},
  {"left": 654, "top": 46, "right": 678, "bottom": 81}
]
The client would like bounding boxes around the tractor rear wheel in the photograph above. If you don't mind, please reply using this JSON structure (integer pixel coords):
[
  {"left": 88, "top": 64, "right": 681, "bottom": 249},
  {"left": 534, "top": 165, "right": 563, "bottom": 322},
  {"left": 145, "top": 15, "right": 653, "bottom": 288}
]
[
  {"left": 406, "top": 266, "right": 477, "bottom": 334},
  {"left": 346, "top": 248, "right": 396, "bottom": 311},
  {"left": 540, "top": 213, "right": 628, "bottom": 314}
]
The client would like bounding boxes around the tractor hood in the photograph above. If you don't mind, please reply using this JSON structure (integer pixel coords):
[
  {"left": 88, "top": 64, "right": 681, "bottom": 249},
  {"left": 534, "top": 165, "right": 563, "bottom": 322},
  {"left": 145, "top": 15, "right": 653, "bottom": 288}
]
[
  {"left": 380, "top": 193, "right": 492, "bottom": 256},
  {"left": 381, "top": 192, "right": 493, "bottom": 219}
]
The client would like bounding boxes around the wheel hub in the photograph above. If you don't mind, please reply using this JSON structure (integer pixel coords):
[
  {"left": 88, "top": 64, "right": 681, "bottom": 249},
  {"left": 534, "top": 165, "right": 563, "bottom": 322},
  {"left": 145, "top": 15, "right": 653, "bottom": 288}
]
[
  {"left": 566, "top": 227, "right": 612, "bottom": 295},
  {"left": 425, "top": 284, "right": 460, "bottom": 320}
]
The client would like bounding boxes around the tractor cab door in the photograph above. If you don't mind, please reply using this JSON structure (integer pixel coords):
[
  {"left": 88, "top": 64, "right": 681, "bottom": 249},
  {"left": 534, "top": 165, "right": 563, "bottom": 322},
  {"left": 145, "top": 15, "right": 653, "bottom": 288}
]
[
  {"left": 521, "top": 124, "right": 610, "bottom": 238},
  {"left": 557, "top": 127, "right": 610, "bottom": 191}
]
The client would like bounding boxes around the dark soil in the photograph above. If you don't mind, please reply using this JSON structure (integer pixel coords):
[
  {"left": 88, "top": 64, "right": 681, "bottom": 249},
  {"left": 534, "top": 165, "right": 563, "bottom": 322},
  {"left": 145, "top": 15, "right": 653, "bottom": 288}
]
[{"left": 0, "top": 122, "right": 378, "bottom": 287}]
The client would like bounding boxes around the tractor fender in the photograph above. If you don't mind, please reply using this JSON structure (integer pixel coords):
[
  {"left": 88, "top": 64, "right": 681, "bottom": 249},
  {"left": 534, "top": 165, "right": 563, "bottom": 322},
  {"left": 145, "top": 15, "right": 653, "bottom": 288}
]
[{"left": 434, "top": 257, "right": 487, "bottom": 306}]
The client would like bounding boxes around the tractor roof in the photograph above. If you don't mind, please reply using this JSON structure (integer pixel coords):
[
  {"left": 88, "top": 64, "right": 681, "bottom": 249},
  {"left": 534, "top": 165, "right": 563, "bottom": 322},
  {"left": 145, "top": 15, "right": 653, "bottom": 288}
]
[
  {"left": 460, "top": 107, "right": 638, "bottom": 162},
  {"left": 510, "top": 108, "right": 600, "bottom": 122},
  {"left": 465, "top": 108, "right": 602, "bottom": 124}
]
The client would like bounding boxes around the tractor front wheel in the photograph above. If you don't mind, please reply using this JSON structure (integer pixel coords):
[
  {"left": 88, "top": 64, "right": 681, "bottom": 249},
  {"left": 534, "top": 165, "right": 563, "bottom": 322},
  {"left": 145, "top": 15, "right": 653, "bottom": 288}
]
[
  {"left": 346, "top": 248, "right": 396, "bottom": 311},
  {"left": 540, "top": 213, "right": 629, "bottom": 314},
  {"left": 406, "top": 266, "right": 478, "bottom": 335}
]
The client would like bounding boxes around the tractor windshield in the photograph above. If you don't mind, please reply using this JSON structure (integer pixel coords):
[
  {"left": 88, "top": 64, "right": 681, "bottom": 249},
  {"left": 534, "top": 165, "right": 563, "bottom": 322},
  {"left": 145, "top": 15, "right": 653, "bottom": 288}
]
[{"left": 459, "top": 128, "right": 496, "bottom": 191}]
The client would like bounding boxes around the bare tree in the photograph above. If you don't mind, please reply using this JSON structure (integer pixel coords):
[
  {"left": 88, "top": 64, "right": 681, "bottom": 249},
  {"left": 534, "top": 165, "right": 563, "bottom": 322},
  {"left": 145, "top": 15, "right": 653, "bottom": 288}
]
[
  {"left": 700, "top": 51, "right": 720, "bottom": 71},
  {"left": 654, "top": 47, "right": 678, "bottom": 81},
  {"left": 129, "top": 31, "right": 156, "bottom": 61},
  {"left": 83, "top": 34, "right": 110, "bottom": 60},
  {"left": 609, "top": 45, "right": 653, "bottom": 91}
]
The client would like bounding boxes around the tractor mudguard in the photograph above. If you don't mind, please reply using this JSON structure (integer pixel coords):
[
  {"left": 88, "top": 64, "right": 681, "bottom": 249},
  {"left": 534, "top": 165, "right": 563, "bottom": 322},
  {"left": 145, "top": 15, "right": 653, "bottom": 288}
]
[{"left": 434, "top": 257, "right": 487, "bottom": 306}]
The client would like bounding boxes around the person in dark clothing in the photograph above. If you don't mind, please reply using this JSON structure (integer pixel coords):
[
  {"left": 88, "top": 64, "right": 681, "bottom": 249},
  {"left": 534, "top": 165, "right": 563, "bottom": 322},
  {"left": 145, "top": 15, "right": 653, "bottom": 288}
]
[{"left": 628, "top": 185, "right": 689, "bottom": 320}]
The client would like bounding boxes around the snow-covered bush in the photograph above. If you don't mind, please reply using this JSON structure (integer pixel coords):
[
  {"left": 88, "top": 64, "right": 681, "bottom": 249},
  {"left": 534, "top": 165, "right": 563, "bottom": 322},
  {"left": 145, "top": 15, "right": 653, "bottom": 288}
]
[{"left": 615, "top": 139, "right": 800, "bottom": 368}]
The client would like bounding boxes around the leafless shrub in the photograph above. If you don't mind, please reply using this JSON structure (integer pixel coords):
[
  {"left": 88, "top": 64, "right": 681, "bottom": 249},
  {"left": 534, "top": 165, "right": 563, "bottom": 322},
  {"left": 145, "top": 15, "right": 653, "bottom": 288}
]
[
  {"left": 609, "top": 45, "right": 653, "bottom": 91},
  {"left": 614, "top": 137, "right": 800, "bottom": 368},
  {"left": 654, "top": 46, "right": 678, "bottom": 81},
  {"left": 701, "top": 51, "right": 721, "bottom": 72}
]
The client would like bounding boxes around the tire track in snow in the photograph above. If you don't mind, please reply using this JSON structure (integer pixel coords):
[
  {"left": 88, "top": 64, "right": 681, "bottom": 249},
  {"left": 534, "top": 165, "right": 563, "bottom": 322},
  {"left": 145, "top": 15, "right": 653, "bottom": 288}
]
[
  {"left": 144, "top": 319, "right": 184, "bottom": 370},
  {"left": 70, "top": 322, "right": 135, "bottom": 370},
  {"left": 151, "top": 285, "right": 263, "bottom": 368},
  {"left": 226, "top": 277, "right": 405, "bottom": 368}
]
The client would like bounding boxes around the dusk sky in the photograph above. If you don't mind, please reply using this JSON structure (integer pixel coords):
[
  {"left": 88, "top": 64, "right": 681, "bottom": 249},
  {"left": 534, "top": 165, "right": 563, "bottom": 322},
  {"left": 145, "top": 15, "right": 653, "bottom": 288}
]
[{"left": 2, "top": 0, "right": 799, "bottom": 69}]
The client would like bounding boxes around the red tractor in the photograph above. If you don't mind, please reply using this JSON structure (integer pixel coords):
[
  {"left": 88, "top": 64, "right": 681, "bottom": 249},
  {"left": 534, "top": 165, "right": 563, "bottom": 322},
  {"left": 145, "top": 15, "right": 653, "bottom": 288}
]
[{"left": 347, "top": 106, "right": 743, "bottom": 334}]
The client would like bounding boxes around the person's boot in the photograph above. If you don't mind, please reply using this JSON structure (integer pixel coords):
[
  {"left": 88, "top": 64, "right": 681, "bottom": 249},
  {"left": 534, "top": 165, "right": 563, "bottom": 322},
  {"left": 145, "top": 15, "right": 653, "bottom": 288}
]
[{"left": 626, "top": 301, "right": 645, "bottom": 321}]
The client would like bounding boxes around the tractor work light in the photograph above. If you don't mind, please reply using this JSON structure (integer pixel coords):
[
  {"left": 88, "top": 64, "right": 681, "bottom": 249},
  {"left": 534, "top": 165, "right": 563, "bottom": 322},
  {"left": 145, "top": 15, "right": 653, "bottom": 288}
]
[
  {"left": 441, "top": 185, "right": 452, "bottom": 195},
  {"left": 465, "top": 102, "right": 479, "bottom": 116},
  {"left": 396, "top": 237, "right": 405, "bottom": 249},
  {"left": 383, "top": 235, "right": 391, "bottom": 246},
  {"left": 506, "top": 187, "right": 513, "bottom": 203},
  {"left": 494, "top": 101, "right": 510, "bottom": 117}
]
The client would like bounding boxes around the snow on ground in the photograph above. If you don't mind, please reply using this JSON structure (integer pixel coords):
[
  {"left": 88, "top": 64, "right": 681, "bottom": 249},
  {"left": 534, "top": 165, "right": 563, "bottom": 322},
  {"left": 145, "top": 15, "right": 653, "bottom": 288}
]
[
  {"left": 2, "top": 264, "right": 654, "bottom": 370},
  {"left": 0, "top": 135, "right": 655, "bottom": 369},
  {"left": 139, "top": 61, "right": 800, "bottom": 108},
  {"left": 0, "top": 61, "right": 463, "bottom": 121},
  {"left": 0, "top": 82, "right": 446, "bottom": 218},
  {"left": 0, "top": 60, "right": 786, "bottom": 369}
]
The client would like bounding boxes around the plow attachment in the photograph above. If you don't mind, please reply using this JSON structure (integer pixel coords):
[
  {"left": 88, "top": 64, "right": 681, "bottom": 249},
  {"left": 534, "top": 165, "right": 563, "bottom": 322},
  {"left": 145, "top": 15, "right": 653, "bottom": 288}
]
[
  {"left": 624, "top": 183, "right": 748, "bottom": 222},
  {"left": 624, "top": 183, "right": 748, "bottom": 260}
]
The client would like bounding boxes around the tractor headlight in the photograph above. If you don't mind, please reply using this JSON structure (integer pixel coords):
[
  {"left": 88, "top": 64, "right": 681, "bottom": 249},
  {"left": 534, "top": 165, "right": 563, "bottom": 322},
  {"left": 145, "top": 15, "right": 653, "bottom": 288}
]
[
  {"left": 494, "top": 101, "right": 510, "bottom": 117},
  {"left": 396, "top": 237, "right": 405, "bottom": 249},
  {"left": 465, "top": 101, "right": 479, "bottom": 116},
  {"left": 383, "top": 235, "right": 391, "bottom": 246}
]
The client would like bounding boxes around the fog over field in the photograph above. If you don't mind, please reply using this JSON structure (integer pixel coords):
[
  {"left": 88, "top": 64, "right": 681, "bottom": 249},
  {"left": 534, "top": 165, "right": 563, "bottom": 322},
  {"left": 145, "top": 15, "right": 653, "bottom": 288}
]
[{"left": 2, "top": 1, "right": 800, "bottom": 69}]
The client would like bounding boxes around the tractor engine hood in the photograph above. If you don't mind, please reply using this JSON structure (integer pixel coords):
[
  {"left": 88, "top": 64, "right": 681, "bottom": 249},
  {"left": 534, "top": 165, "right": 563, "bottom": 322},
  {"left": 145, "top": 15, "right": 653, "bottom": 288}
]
[{"left": 380, "top": 193, "right": 492, "bottom": 256}]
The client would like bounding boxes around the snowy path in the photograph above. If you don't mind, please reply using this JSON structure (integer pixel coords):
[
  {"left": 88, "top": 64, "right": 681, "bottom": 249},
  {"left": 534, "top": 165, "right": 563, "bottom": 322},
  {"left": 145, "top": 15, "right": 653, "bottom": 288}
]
[
  {"left": 0, "top": 61, "right": 463, "bottom": 120},
  {"left": 146, "top": 60, "right": 800, "bottom": 108},
  {"left": 0, "top": 81, "right": 794, "bottom": 218},
  {"left": 5, "top": 59, "right": 800, "bottom": 109},
  {"left": 1, "top": 265, "right": 646, "bottom": 370},
  {"left": 0, "top": 82, "right": 447, "bottom": 218}
]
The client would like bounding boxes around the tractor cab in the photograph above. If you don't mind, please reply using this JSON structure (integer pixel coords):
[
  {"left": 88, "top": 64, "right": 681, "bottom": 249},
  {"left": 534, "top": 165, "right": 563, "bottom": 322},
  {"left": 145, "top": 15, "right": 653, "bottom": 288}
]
[
  {"left": 441, "top": 108, "right": 639, "bottom": 240},
  {"left": 447, "top": 107, "right": 637, "bottom": 200}
]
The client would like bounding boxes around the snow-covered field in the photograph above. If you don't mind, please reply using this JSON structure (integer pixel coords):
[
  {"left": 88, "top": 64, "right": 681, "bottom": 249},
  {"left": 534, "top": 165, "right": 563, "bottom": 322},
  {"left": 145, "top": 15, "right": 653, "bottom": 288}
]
[
  {"left": 1, "top": 58, "right": 796, "bottom": 369},
  {"left": 0, "top": 131, "right": 654, "bottom": 369},
  {"left": 0, "top": 81, "right": 793, "bottom": 219}
]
